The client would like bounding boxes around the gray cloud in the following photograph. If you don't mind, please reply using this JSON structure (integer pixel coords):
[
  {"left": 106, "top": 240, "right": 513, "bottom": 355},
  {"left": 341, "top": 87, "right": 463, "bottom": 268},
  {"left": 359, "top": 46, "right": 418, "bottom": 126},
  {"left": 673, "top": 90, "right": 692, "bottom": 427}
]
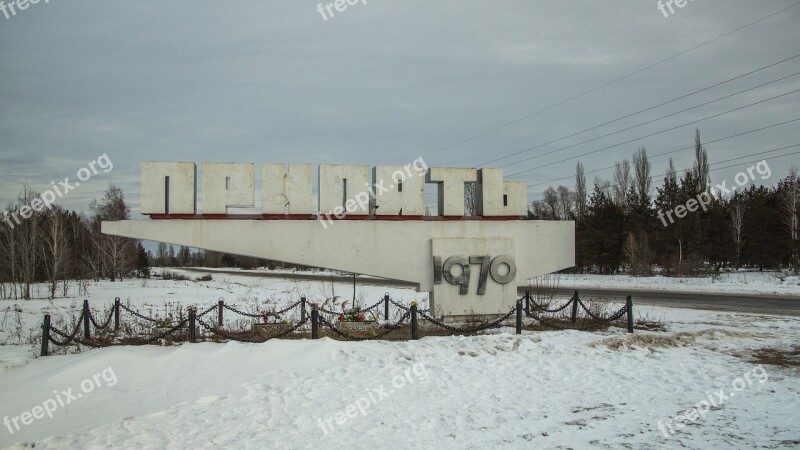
[{"left": 1, "top": 0, "right": 798, "bottom": 213}]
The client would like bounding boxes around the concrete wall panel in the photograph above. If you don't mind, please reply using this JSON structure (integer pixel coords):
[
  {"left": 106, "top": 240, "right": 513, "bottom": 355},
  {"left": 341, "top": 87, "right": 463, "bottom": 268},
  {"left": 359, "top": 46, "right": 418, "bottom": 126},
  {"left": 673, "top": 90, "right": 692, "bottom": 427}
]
[
  {"left": 372, "top": 165, "right": 425, "bottom": 216},
  {"left": 202, "top": 163, "right": 255, "bottom": 214},
  {"left": 140, "top": 161, "right": 196, "bottom": 215},
  {"left": 425, "top": 167, "right": 477, "bottom": 216},
  {"left": 318, "top": 164, "right": 370, "bottom": 215},
  {"left": 261, "top": 164, "right": 313, "bottom": 214},
  {"left": 478, "top": 168, "right": 528, "bottom": 216},
  {"left": 103, "top": 219, "right": 575, "bottom": 315}
]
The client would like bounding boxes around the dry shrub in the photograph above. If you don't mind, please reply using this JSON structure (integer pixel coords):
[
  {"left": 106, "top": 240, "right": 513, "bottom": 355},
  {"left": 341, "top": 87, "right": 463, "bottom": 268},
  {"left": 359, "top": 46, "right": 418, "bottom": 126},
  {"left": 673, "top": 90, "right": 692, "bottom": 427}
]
[
  {"left": 159, "top": 270, "right": 190, "bottom": 281},
  {"left": 634, "top": 313, "right": 666, "bottom": 332}
]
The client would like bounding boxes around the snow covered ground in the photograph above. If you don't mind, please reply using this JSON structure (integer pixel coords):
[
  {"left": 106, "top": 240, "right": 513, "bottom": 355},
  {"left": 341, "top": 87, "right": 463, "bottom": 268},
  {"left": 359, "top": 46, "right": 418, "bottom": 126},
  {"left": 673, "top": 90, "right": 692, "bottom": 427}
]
[
  {"left": 0, "top": 268, "right": 429, "bottom": 351},
  {"left": 551, "top": 271, "right": 800, "bottom": 297},
  {"left": 0, "top": 270, "right": 798, "bottom": 449}
]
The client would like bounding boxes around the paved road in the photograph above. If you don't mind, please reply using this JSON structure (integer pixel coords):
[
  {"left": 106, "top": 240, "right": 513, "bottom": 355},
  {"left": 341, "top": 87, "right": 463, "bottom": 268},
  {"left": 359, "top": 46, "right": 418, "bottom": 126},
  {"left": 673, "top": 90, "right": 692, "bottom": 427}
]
[
  {"left": 178, "top": 268, "right": 800, "bottom": 316},
  {"left": 517, "top": 286, "right": 800, "bottom": 317}
]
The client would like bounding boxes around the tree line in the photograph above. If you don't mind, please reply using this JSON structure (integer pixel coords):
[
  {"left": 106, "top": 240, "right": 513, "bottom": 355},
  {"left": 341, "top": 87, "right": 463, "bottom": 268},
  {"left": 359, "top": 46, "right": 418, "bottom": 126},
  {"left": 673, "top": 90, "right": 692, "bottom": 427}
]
[
  {"left": 4, "top": 137, "right": 797, "bottom": 302},
  {"left": 529, "top": 130, "right": 800, "bottom": 274},
  {"left": 0, "top": 184, "right": 143, "bottom": 300},
  {"left": 0, "top": 182, "right": 294, "bottom": 300},
  {"left": 152, "top": 243, "right": 278, "bottom": 271}
]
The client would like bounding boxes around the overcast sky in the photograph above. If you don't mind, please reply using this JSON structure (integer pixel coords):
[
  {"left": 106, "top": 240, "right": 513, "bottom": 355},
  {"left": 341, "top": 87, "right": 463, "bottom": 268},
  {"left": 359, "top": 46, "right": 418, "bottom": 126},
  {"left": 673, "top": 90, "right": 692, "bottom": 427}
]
[{"left": 1, "top": 0, "right": 799, "bottom": 216}]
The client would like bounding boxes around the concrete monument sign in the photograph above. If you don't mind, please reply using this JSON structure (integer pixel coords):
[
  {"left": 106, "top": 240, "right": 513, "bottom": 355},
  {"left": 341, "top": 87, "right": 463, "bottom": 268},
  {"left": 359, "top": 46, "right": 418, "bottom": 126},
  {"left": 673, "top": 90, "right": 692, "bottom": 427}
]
[{"left": 103, "top": 161, "right": 575, "bottom": 316}]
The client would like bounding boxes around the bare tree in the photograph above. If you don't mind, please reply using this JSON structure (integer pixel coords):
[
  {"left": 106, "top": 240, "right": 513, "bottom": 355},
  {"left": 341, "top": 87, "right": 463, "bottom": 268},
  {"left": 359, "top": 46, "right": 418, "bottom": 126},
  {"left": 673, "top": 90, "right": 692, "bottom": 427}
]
[
  {"left": 612, "top": 159, "right": 632, "bottom": 206},
  {"left": 730, "top": 199, "right": 746, "bottom": 269},
  {"left": 204, "top": 249, "right": 224, "bottom": 267},
  {"left": 595, "top": 177, "right": 612, "bottom": 197},
  {"left": 0, "top": 209, "right": 19, "bottom": 299},
  {"left": 464, "top": 182, "right": 479, "bottom": 216},
  {"left": 556, "top": 186, "right": 574, "bottom": 220},
  {"left": 41, "top": 207, "right": 69, "bottom": 299},
  {"left": 529, "top": 200, "right": 550, "bottom": 219},
  {"left": 81, "top": 224, "right": 104, "bottom": 281},
  {"left": 178, "top": 245, "right": 191, "bottom": 267},
  {"left": 633, "top": 147, "right": 651, "bottom": 202},
  {"left": 575, "top": 162, "right": 587, "bottom": 219},
  {"left": 543, "top": 187, "right": 559, "bottom": 220},
  {"left": 623, "top": 232, "right": 653, "bottom": 275},
  {"left": 91, "top": 184, "right": 135, "bottom": 281},
  {"left": 666, "top": 158, "right": 677, "bottom": 185},
  {"left": 155, "top": 242, "right": 169, "bottom": 267},
  {"left": 692, "top": 129, "right": 710, "bottom": 191},
  {"left": 781, "top": 167, "right": 800, "bottom": 270},
  {"left": 14, "top": 185, "right": 41, "bottom": 299}
]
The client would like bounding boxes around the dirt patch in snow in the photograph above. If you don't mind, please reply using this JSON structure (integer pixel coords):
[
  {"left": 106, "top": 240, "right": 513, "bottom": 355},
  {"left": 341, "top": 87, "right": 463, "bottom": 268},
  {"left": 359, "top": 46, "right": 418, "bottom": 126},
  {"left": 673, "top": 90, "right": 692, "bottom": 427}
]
[
  {"left": 590, "top": 328, "right": 765, "bottom": 351},
  {"left": 752, "top": 346, "right": 800, "bottom": 367}
]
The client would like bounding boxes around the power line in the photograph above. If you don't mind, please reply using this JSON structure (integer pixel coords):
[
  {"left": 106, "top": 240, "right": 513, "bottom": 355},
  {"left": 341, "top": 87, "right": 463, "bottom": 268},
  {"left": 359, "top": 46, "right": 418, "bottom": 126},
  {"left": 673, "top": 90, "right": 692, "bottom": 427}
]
[
  {"left": 545, "top": 144, "right": 800, "bottom": 201},
  {"left": 708, "top": 149, "right": 800, "bottom": 174},
  {"left": 529, "top": 117, "right": 800, "bottom": 188},
  {"left": 422, "top": 2, "right": 800, "bottom": 160},
  {"left": 423, "top": 113, "right": 799, "bottom": 201},
  {"left": 508, "top": 88, "right": 800, "bottom": 177},
  {"left": 708, "top": 144, "right": 800, "bottom": 168},
  {"left": 500, "top": 71, "right": 800, "bottom": 169},
  {"left": 481, "top": 54, "right": 800, "bottom": 167}
]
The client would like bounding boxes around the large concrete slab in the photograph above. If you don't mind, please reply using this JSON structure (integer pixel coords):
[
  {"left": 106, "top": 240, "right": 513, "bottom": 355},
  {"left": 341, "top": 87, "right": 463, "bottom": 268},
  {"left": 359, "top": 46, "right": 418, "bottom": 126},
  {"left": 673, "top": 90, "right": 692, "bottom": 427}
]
[{"left": 103, "top": 219, "right": 574, "bottom": 315}]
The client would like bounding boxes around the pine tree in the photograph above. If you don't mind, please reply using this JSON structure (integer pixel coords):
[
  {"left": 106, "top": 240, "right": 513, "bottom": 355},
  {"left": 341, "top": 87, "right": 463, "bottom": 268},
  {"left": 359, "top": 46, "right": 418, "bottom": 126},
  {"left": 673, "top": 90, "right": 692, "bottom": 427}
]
[
  {"left": 583, "top": 185, "right": 626, "bottom": 273},
  {"left": 136, "top": 243, "right": 151, "bottom": 278}
]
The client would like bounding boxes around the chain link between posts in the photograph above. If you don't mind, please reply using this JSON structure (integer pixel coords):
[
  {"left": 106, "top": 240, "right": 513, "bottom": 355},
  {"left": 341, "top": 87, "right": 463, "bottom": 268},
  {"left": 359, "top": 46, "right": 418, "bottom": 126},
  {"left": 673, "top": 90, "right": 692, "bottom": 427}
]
[
  {"left": 525, "top": 296, "right": 630, "bottom": 331},
  {"left": 529, "top": 296, "right": 576, "bottom": 313},
  {"left": 119, "top": 303, "right": 161, "bottom": 323},
  {"left": 316, "top": 311, "right": 411, "bottom": 341},
  {"left": 417, "top": 308, "right": 517, "bottom": 333},
  {"left": 48, "top": 312, "right": 85, "bottom": 346},
  {"left": 88, "top": 308, "right": 115, "bottom": 330},
  {"left": 197, "top": 316, "right": 309, "bottom": 343},
  {"left": 197, "top": 304, "right": 219, "bottom": 318},
  {"left": 223, "top": 299, "right": 302, "bottom": 318},
  {"left": 387, "top": 298, "right": 429, "bottom": 314},
  {"left": 141, "top": 320, "right": 190, "bottom": 344},
  {"left": 42, "top": 292, "right": 633, "bottom": 353}
]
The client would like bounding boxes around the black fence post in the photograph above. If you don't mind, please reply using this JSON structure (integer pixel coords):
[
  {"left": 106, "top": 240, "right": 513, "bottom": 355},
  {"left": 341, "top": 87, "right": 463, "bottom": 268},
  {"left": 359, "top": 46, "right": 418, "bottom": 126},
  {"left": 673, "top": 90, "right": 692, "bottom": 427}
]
[
  {"left": 516, "top": 299, "right": 523, "bottom": 335},
  {"left": 626, "top": 295, "right": 634, "bottom": 334},
  {"left": 311, "top": 308, "right": 319, "bottom": 339},
  {"left": 524, "top": 290, "right": 530, "bottom": 317},
  {"left": 570, "top": 290, "right": 579, "bottom": 324},
  {"left": 114, "top": 297, "right": 120, "bottom": 332},
  {"left": 41, "top": 314, "right": 50, "bottom": 357},
  {"left": 218, "top": 299, "right": 224, "bottom": 326},
  {"left": 188, "top": 308, "right": 196, "bottom": 343},
  {"left": 411, "top": 303, "right": 418, "bottom": 340},
  {"left": 301, "top": 296, "right": 307, "bottom": 323},
  {"left": 384, "top": 293, "right": 390, "bottom": 321},
  {"left": 82, "top": 300, "right": 91, "bottom": 339}
]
